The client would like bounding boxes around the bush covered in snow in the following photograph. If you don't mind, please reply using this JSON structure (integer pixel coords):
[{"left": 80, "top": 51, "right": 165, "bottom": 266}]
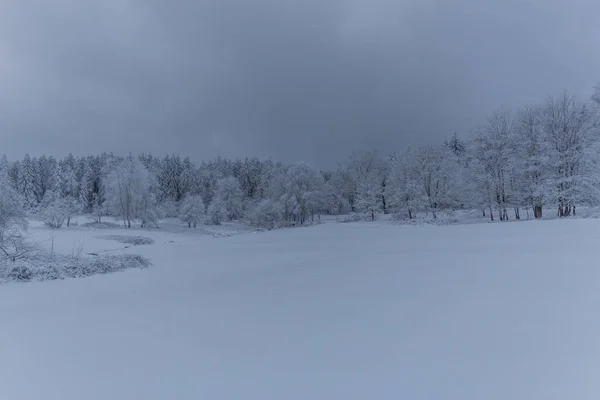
[
  {"left": 207, "top": 198, "right": 227, "bottom": 225},
  {"left": 99, "top": 235, "right": 155, "bottom": 246},
  {"left": 248, "top": 199, "right": 283, "bottom": 230},
  {"left": 40, "top": 197, "right": 69, "bottom": 228},
  {"left": 81, "top": 221, "right": 122, "bottom": 229},
  {"left": 0, "top": 253, "right": 151, "bottom": 283},
  {"left": 338, "top": 214, "right": 367, "bottom": 223}
]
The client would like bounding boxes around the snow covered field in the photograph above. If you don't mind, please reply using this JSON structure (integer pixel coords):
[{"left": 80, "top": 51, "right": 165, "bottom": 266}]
[{"left": 2, "top": 218, "right": 600, "bottom": 399}]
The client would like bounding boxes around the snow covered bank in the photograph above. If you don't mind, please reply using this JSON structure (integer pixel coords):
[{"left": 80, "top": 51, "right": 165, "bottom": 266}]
[
  {"left": 99, "top": 235, "right": 155, "bottom": 246},
  {"left": 1, "top": 219, "right": 600, "bottom": 399},
  {"left": 0, "top": 253, "right": 151, "bottom": 283}
]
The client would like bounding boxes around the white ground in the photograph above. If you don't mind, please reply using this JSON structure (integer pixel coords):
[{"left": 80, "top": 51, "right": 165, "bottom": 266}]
[{"left": 1, "top": 218, "right": 600, "bottom": 399}]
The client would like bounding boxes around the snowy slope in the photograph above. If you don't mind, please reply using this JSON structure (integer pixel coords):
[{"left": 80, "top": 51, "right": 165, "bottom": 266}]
[{"left": 1, "top": 219, "right": 600, "bottom": 399}]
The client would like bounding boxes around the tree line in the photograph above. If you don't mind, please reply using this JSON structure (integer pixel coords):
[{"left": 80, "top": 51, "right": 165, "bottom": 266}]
[{"left": 2, "top": 86, "right": 600, "bottom": 230}]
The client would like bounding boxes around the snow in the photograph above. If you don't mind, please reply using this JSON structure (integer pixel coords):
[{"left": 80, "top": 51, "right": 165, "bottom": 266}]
[{"left": 2, "top": 219, "right": 600, "bottom": 399}]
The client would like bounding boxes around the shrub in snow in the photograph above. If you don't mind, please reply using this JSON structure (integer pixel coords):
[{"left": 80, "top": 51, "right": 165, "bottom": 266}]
[
  {"left": 40, "top": 195, "right": 69, "bottom": 228},
  {"left": 99, "top": 235, "right": 155, "bottom": 246},
  {"left": 179, "top": 195, "right": 205, "bottom": 228},
  {"left": 7, "top": 264, "right": 33, "bottom": 281},
  {"left": 207, "top": 197, "right": 227, "bottom": 225},
  {"left": 63, "top": 197, "right": 81, "bottom": 227},
  {"left": 81, "top": 220, "right": 121, "bottom": 229},
  {"left": 338, "top": 214, "right": 365, "bottom": 223},
  {"left": 138, "top": 197, "right": 160, "bottom": 228},
  {"left": 0, "top": 231, "right": 36, "bottom": 262},
  {"left": 0, "top": 253, "right": 151, "bottom": 283},
  {"left": 248, "top": 199, "right": 283, "bottom": 230},
  {"left": 92, "top": 201, "right": 108, "bottom": 224}
]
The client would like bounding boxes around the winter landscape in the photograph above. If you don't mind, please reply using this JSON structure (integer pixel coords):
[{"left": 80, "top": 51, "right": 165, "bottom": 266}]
[
  {"left": 4, "top": 0, "right": 600, "bottom": 398},
  {"left": 3, "top": 87, "right": 600, "bottom": 398}
]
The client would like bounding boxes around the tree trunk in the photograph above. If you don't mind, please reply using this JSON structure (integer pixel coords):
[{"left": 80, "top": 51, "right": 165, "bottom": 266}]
[
  {"left": 482, "top": 209, "right": 486, "bottom": 217},
  {"left": 514, "top": 207, "right": 520, "bottom": 220},
  {"left": 489, "top": 206, "right": 494, "bottom": 222},
  {"left": 408, "top": 209, "right": 412, "bottom": 220},
  {"left": 534, "top": 205, "right": 542, "bottom": 219},
  {"left": 67, "top": 216, "right": 71, "bottom": 227}
]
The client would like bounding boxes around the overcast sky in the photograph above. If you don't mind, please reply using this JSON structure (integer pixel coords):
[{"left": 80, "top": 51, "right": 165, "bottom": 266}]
[{"left": 1, "top": 0, "right": 599, "bottom": 167}]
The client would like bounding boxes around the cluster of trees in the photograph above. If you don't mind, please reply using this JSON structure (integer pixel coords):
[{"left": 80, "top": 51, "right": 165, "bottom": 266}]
[
  {"left": 335, "top": 89, "right": 600, "bottom": 222},
  {"left": 1, "top": 87, "right": 600, "bottom": 237}
]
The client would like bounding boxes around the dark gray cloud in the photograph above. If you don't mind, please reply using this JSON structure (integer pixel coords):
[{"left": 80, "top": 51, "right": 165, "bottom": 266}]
[{"left": 1, "top": 0, "right": 599, "bottom": 167}]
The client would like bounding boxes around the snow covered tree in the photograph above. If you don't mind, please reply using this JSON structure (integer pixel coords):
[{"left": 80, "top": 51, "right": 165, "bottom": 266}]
[
  {"left": 415, "top": 144, "right": 460, "bottom": 218},
  {"left": 472, "top": 109, "right": 516, "bottom": 221},
  {"left": 270, "top": 162, "right": 325, "bottom": 225},
  {"left": 157, "top": 155, "right": 188, "bottom": 203},
  {"left": 79, "top": 155, "right": 109, "bottom": 214},
  {"left": 333, "top": 163, "right": 358, "bottom": 212},
  {"left": 356, "top": 179, "right": 382, "bottom": 220},
  {"left": 514, "top": 106, "right": 548, "bottom": 218},
  {"left": 0, "top": 162, "right": 29, "bottom": 261},
  {"left": 326, "top": 170, "right": 354, "bottom": 214},
  {"left": 215, "top": 177, "right": 244, "bottom": 221},
  {"left": 238, "top": 157, "right": 264, "bottom": 200},
  {"left": 7, "top": 160, "right": 20, "bottom": 193},
  {"left": 92, "top": 195, "right": 107, "bottom": 224},
  {"left": 181, "top": 157, "right": 199, "bottom": 197},
  {"left": 179, "top": 195, "right": 205, "bottom": 228},
  {"left": 344, "top": 150, "right": 390, "bottom": 214},
  {"left": 386, "top": 147, "right": 424, "bottom": 219},
  {"left": 56, "top": 162, "right": 81, "bottom": 226},
  {"left": 445, "top": 132, "right": 467, "bottom": 161},
  {"left": 57, "top": 163, "right": 78, "bottom": 199},
  {"left": 197, "top": 163, "right": 218, "bottom": 208},
  {"left": 248, "top": 199, "right": 283, "bottom": 229},
  {"left": 40, "top": 192, "right": 69, "bottom": 229},
  {"left": 207, "top": 197, "right": 227, "bottom": 225},
  {"left": 318, "top": 171, "right": 345, "bottom": 215},
  {"left": 541, "top": 92, "right": 598, "bottom": 216},
  {"left": 34, "top": 155, "right": 58, "bottom": 204},
  {"left": 106, "top": 155, "right": 159, "bottom": 228},
  {"left": 19, "top": 153, "right": 37, "bottom": 208}
]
